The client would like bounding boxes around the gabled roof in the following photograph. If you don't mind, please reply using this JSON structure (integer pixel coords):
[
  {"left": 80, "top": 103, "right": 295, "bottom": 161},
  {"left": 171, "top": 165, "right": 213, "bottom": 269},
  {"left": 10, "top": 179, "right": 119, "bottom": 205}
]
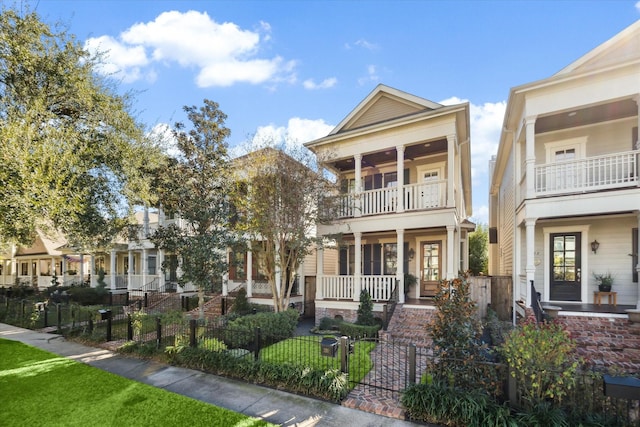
[
  {"left": 15, "top": 230, "right": 67, "bottom": 257},
  {"left": 329, "top": 84, "right": 443, "bottom": 135},
  {"left": 555, "top": 20, "right": 640, "bottom": 76}
]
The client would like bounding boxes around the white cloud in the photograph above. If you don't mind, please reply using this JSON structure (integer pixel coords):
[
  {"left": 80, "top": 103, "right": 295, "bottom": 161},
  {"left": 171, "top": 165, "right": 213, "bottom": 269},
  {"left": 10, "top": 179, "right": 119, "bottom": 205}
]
[
  {"left": 303, "top": 77, "right": 338, "bottom": 90},
  {"left": 232, "top": 117, "right": 334, "bottom": 157},
  {"left": 84, "top": 35, "right": 151, "bottom": 83},
  {"left": 148, "top": 123, "right": 181, "bottom": 158},
  {"left": 357, "top": 64, "right": 379, "bottom": 85},
  {"left": 440, "top": 96, "right": 506, "bottom": 224},
  {"left": 345, "top": 38, "right": 379, "bottom": 51},
  {"left": 85, "top": 10, "right": 295, "bottom": 87},
  {"left": 636, "top": 1, "right": 640, "bottom": 13}
]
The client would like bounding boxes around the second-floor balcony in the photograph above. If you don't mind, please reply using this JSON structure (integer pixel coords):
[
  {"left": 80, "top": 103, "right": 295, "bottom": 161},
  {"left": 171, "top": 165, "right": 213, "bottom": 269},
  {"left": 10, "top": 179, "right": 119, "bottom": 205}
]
[
  {"left": 336, "top": 180, "right": 447, "bottom": 218},
  {"left": 534, "top": 150, "right": 639, "bottom": 197}
]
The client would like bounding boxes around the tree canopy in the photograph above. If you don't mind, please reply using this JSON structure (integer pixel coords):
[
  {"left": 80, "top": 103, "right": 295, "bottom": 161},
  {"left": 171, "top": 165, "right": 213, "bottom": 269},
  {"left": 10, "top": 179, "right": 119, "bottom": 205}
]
[
  {"left": 151, "top": 100, "right": 239, "bottom": 319},
  {"left": 0, "top": 7, "right": 164, "bottom": 250},
  {"left": 232, "top": 145, "right": 336, "bottom": 311},
  {"left": 469, "top": 223, "right": 488, "bottom": 275}
]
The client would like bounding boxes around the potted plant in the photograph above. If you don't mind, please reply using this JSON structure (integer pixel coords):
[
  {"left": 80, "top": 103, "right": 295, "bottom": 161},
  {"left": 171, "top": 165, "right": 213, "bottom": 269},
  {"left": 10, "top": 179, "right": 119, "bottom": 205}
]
[{"left": 593, "top": 272, "right": 614, "bottom": 292}]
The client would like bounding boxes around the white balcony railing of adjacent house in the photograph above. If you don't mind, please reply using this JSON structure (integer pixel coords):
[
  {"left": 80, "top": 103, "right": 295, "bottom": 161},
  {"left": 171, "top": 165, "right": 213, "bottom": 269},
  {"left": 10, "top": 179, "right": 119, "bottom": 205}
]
[
  {"left": 320, "top": 275, "right": 396, "bottom": 301},
  {"left": 535, "top": 151, "right": 639, "bottom": 196},
  {"left": 336, "top": 180, "right": 447, "bottom": 218}
]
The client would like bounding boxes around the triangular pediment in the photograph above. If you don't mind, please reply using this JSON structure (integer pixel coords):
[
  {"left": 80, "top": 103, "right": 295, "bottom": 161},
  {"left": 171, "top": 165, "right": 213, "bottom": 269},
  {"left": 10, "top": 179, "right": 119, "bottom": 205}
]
[
  {"left": 330, "top": 84, "right": 443, "bottom": 135},
  {"left": 555, "top": 20, "right": 640, "bottom": 76}
]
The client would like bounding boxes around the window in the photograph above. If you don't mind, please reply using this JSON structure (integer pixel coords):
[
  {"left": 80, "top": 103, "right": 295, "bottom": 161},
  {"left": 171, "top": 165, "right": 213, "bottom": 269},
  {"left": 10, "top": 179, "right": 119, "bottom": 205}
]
[
  {"left": 95, "top": 256, "right": 105, "bottom": 274},
  {"left": 384, "top": 243, "right": 397, "bottom": 275},
  {"left": 554, "top": 148, "right": 576, "bottom": 161},
  {"left": 252, "top": 250, "right": 268, "bottom": 281},
  {"left": 21, "top": 262, "right": 28, "bottom": 276},
  {"left": 339, "top": 242, "right": 409, "bottom": 275},
  {"left": 148, "top": 256, "right": 157, "bottom": 275},
  {"left": 422, "top": 242, "right": 440, "bottom": 282},
  {"left": 229, "top": 251, "right": 246, "bottom": 280}
]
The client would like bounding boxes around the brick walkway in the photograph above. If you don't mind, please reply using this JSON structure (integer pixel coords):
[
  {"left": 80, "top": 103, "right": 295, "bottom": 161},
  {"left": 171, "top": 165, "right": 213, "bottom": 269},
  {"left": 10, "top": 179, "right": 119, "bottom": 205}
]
[{"left": 342, "top": 339, "right": 432, "bottom": 421}]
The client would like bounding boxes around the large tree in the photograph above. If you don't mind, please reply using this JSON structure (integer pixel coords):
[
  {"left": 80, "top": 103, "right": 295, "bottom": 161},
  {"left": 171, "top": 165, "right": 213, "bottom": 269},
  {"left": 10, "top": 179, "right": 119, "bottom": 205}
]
[
  {"left": 233, "top": 145, "right": 336, "bottom": 312},
  {"left": 151, "top": 100, "right": 238, "bottom": 320},
  {"left": 469, "top": 223, "right": 488, "bottom": 275},
  {"left": 0, "top": 7, "right": 163, "bottom": 250}
]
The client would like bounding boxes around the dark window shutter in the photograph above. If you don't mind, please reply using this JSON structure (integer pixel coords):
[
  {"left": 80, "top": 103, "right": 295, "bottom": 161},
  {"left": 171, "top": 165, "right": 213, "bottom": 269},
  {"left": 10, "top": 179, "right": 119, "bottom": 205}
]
[
  {"left": 339, "top": 247, "right": 348, "bottom": 276},
  {"left": 633, "top": 228, "right": 638, "bottom": 283},
  {"left": 373, "top": 243, "right": 382, "bottom": 275},
  {"left": 489, "top": 227, "right": 498, "bottom": 244},
  {"left": 363, "top": 244, "right": 372, "bottom": 275}
]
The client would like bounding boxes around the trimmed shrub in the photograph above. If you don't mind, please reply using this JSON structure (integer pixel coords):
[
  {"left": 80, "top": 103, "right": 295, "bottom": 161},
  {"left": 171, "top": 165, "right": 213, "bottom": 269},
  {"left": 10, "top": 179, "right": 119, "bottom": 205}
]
[
  {"left": 224, "top": 308, "right": 299, "bottom": 348},
  {"left": 338, "top": 322, "right": 380, "bottom": 339}
]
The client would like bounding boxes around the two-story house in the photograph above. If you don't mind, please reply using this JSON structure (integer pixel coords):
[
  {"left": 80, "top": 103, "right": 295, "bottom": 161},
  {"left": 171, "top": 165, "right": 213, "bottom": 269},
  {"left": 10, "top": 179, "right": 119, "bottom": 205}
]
[
  {"left": 305, "top": 84, "right": 473, "bottom": 323},
  {"left": 489, "top": 20, "right": 640, "bottom": 317}
]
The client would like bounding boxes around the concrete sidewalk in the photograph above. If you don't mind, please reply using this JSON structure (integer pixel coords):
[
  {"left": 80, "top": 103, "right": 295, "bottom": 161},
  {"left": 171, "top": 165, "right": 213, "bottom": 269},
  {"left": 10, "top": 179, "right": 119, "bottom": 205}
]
[{"left": 0, "top": 323, "right": 420, "bottom": 426}]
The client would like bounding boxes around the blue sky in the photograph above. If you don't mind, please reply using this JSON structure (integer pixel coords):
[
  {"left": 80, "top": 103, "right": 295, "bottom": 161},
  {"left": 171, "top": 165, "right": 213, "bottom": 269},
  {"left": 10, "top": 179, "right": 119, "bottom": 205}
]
[{"left": 26, "top": 0, "right": 640, "bottom": 223}]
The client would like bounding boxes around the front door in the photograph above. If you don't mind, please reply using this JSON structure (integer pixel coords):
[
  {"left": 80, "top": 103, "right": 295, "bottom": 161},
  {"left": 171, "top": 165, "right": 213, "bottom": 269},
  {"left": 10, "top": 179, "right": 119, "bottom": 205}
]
[
  {"left": 550, "top": 233, "right": 582, "bottom": 301},
  {"left": 421, "top": 241, "right": 441, "bottom": 297}
]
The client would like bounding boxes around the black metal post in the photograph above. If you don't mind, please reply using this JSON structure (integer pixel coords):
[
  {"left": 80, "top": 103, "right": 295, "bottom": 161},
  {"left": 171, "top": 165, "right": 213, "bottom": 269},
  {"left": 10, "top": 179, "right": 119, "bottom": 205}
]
[
  {"left": 156, "top": 317, "right": 162, "bottom": 349},
  {"left": 144, "top": 292, "right": 148, "bottom": 308},
  {"left": 408, "top": 344, "right": 417, "bottom": 384},
  {"left": 106, "top": 315, "right": 112, "bottom": 342},
  {"left": 189, "top": 319, "right": 197, "bottom": 347},
  {"left": 221, "top": 298, "right": 226, "bottom": 315},
  {"left": 88, "top": 318, "right": 93, "bottom": 334},
  {"left": 340, "top": 336, "right": 349, "bottom": 374},
  {"left": 127, "top": 314, "right": 133, "bottom": 341},
  {"left": 43, "top": 305, "right": 48, "bottom": 327},
  {"left": 125, "top": 292, "right": 129, "bottom": 306},
  {"left": 254, "top": 327, "right": 261, "bottom": 361},
  {"left": 56, "top": 303, "right": 62, "bottom": 331}
]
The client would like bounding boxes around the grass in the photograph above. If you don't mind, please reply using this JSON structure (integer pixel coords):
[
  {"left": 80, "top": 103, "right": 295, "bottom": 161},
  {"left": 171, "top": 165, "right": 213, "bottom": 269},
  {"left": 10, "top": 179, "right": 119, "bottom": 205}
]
[
  {"left": 260, "top": 335, "right": 376, "bottom": 384},
  {"left": 0, "top": 338, "right": 274, "bottom": 427}
]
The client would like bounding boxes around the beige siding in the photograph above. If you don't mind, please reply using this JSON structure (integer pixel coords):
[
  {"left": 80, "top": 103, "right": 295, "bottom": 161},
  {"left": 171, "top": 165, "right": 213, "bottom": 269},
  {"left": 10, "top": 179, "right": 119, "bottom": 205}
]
[
  {"left": 347, "top": 96, "right": 423, "bottom": 130},
  {"left": 498, "top": 152, "right": 515, "bottom": 275}
]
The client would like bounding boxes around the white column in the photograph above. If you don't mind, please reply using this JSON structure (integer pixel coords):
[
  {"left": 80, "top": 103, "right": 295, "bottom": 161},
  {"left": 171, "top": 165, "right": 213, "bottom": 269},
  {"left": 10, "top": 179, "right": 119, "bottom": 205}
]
[
  {"left": 396, "top": 229, "right": 405, "bottom": 303},
  {"left": 158, "top": 249, "right": 165, "bottom": 291},
  {"left": 446, "top": 135, "right": 456, "bottom": 208},
  {"left": 396, "top": 145, "right": 405, "bottom": 213},
  {"left": 525, "top": 218, "right": 537, "bottom": 307},
  {"left": 446, "top": 226, "right": 456, "bottom": 279},
  {"left": 246, "top": 245, "right": 253, "bottom": 298},
  {"left": 525, "top": 116, "right": 537, "bottom": 198},
  {"left": 143, "top": 205, "right": 150, "bottom": 238},
  {"left": 353, "top": 232, "right": 362, "bottom": 301},
  {"left": 222, "top": 270, "right": 229, "bottom": 297},
  {"left": 275, "top": 240, "right": 281, "bottom": 298},
  {"left": 90, "top": 255, "right": 96, "bottom": 288},
  {"left": 354, "top": 153, "right": 362, "bottom": 217},
  {"left": 634, "top": 95, "right": 640, "bottom": 150},
  {"left": 142, "top": 249, "right": 148, "bottom": 289},
  {"left": 128, "top": 250, "right": 133, "bottom": 290},
  {"left": 110, "top": 250, "right": 117, "bottom": 290},
  {"left": 79, "top": 254, "right": 84, "bottom": 284},
  {"left": 316, "top": 244, "right": 324, "bottom": 300}
]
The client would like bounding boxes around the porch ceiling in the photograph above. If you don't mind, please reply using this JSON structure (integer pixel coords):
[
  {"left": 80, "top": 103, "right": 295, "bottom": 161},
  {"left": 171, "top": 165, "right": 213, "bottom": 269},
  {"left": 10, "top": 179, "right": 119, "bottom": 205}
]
[
  {"left": 535, "top": 98, "right": 637, "bottom": 134},
  {"left": 331, "top": 138, "right": 448, "bottom": 172}
]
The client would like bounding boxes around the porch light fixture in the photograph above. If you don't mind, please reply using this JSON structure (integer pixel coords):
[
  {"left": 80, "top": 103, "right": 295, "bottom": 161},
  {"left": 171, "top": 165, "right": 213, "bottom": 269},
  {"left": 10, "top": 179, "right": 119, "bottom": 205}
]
[
  {"left": 591, "top": 240, "right": 600, "bottom": 254},
  {"left": 408, "top": 248, "right": 415, "bottom": 261}
]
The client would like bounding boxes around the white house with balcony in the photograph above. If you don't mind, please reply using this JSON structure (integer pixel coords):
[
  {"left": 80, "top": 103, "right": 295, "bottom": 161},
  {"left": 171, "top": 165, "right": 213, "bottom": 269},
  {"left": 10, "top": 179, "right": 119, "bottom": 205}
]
[
  {"left": 489, "top": 20, "right": 640, "bottom": 316},
  {"left": 305, "top": 84, "right": 473, "bottom": 323}
]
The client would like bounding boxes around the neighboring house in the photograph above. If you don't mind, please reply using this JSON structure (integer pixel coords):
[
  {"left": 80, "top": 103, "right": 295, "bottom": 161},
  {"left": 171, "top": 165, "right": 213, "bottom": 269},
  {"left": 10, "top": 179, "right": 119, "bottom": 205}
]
[
  {"left": 305, "top": 84, "right": 473, "bottom": 323},
  {"left": 489, "top": 20, "right": 640, "bottom": 315}
]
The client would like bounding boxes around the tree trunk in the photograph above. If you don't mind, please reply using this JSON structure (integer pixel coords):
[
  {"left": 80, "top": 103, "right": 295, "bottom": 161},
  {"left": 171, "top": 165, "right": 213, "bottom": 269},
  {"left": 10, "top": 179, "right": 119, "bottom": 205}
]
[{"left": 198, "top": 287, "right": 205, "bottom": 320}]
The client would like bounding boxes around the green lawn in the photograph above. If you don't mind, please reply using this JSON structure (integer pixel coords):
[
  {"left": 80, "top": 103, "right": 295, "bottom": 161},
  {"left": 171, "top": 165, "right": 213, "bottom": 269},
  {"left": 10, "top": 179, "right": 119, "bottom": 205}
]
[
  {"left": 0, "top": 338, "right": 274, "bottom": 427},
  {"left": 260, "top": 335, "right": 376, "bottom": 384}
]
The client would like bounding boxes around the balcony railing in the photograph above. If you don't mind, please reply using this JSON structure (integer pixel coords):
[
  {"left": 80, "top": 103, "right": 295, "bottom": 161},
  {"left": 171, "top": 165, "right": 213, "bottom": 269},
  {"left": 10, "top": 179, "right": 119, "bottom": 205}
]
[
  {"left": 535, "top": 151, "right": 639, "bottom": 196},
  {"left": 320, "top": 275, "right": 396, "bottom": 301},
  {"left": 336, "top": 180, "right": 446, "bottom": 218}
]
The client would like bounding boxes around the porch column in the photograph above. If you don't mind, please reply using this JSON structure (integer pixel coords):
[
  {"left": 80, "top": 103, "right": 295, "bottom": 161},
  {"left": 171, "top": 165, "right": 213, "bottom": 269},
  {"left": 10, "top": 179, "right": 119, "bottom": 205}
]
[
  {"left": 158, "top": 249, "right": 165, "bottom": 291},
  {"left": 246, "top": 244, "right": 253, "bottom": 298},
  {"left": 142, "top": 249, "right": 148, "bottom": 289},
  {"left": 396, "top": 145, "right": 405, "bottom": 213},
  {"left": 128, "top": 250, "right": 133, "bottom": 291},
  {"left": 637, "top": 212, "right": 640, "bottom": 309},
  {"left": 61, "top": 256, "right": 67, "bottom": 280},
  {"left": 354, "top": 153, "right": 362, "bottom": 217},
  {"left": 275, "top": 240, "right": 281, "bottom": 298},
  {"left": 353, "top": 232, "right": 362, "bottom": 301},
  {"left": 143, "top": 205, "right": 150, "bottom": 238},
  {"left": 159, "top": 204, "right": 166, "bottom": 226},
  {"left": 90, "top": 255, "right": 96, "bottom": 288},
  {"left": 316, "top": 244, "right": 324, "bottom": 300},
  {"left": 634, "top": 95, "right": 640, "bottom": 150},
  {"left": 110, "top": 250, "right": 117, "bottom": 290},
  {"left": 446, "top": 135, "right": 456, "bottom": 208},
  {"left": 446, "top": 226, "right": 456, "bottom": 279},
  {"left": 525, "top": 116, "right": 537, "bottom": 198},
  {"left": 396, "top": 229, "right": 405, "bottom": 303},
  {"left": 222, "top": 269, "right": 229, "bottom": 297},
  {"left": 79, "top": 254, "right": 84, "bottom": 284},
  {"left": 525, "top": 218, "right": 537, "bottom": 307}
]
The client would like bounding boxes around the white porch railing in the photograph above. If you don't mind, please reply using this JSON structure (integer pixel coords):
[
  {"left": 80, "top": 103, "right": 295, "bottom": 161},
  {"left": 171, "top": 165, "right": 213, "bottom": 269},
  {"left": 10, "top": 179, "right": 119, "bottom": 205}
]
[
  {"left": 535, "top": 151, "right": 639, "bottom": 196},
  {"left": 320, "top": 275, "right": 395, "bottom": 301},
  {"left": 335, "top": 180, "right": 447, "bottom": 218}
]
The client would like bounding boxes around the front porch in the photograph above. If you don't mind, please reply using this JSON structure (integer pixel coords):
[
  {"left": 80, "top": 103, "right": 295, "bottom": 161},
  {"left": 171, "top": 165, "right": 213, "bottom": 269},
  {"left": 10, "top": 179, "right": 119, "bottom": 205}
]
[{"left": 550, "top": 302, "right": 635, "bottom": 315}]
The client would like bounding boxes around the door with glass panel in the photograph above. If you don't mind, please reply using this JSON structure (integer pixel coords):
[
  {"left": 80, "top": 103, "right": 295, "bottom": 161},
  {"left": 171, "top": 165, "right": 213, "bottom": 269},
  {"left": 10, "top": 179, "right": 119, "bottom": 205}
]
[
  {"left": 550, "top": 233, "right": 581, "bottom": 301},
  {"left": 421, "top": 241, "right": 441, "bottom": 297}
]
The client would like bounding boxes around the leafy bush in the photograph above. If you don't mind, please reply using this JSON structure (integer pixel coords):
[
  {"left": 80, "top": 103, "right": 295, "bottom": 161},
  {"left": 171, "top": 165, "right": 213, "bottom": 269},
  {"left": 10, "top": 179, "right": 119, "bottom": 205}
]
[
  {"left": 338, "top": 322, "right": 380, "bottom": 339},
  {"left": 498, "top": 318, "right": 579, "bottom": 410},
  {"left": 356, "top": 289, "right": 375, "bottom": 326},
  {"left": 231, "top": 287, "right": 251, "bottom": 315},
  {"left": 402, "top": 382, "right": 514, "bottom": 426},
  {"left": 66, "top": 286, "right": 108, "bottom": 305},
  {"left": 224, "top": 308, "right": 299, "bottom": 348}
]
